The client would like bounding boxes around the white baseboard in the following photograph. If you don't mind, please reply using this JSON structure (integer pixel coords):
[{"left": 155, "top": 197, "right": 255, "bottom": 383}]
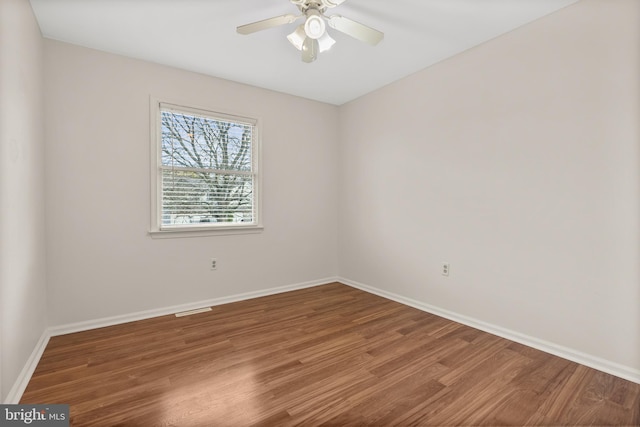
[
  {"left": 4, "top": 331, "right": 50, "bottom": 404},
  {"left": 339, "top": 277, "right": 640, "bottom": 385},
  {"left": 9, "top": 275, "right": 637, "bottom": 405},
  {"left": 49, "top": 277, "right": 339, "bottom": 337}
]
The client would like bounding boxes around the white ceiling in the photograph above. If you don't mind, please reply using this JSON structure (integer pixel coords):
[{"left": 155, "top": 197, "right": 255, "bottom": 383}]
[{"left": 30, "top": 0, "right": 578, "bottom": 105}]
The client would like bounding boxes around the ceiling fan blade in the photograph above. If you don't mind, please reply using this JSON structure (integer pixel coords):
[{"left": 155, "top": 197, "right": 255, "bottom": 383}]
[
  {"left": 327, "top": 15, "right": 384, "bottom": 46},
  {"left": 302, "top": 37, "right": 319, "bottom": 63},
  {"left": 237, "top": 14, "right": 300, "bottom": 35}
]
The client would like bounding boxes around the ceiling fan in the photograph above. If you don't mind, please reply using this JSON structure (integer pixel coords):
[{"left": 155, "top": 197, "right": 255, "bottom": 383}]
[{"left": 236, "top": 0, "right": 384, "bottom": 63}]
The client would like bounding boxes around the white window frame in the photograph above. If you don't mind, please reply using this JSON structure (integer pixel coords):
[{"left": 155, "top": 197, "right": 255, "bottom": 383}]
[{"left": 149, "top": 97, "right": 263, "bottom": 238}]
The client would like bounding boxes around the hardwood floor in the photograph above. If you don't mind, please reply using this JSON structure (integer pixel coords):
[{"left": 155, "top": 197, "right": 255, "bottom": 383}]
[{"left": 21, "top": 283, "right": 640, "bottom": 426}]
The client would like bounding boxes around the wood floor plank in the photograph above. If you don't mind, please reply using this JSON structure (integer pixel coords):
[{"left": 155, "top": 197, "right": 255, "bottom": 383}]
[{"left": 20, "top": 283, "right": 640, "bottom": 426}]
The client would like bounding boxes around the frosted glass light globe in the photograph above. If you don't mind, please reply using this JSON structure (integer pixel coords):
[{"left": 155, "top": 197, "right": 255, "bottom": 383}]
[{"left": 304, "top": 15, "right": 325, "bottom": 39}]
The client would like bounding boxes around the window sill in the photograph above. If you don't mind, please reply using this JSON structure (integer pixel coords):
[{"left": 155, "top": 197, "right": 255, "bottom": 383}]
[{"left": 148, "top": 225, "right": 264, "bottom": 239}]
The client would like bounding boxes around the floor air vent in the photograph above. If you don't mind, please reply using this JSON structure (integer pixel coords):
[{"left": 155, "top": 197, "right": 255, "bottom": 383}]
[{"left": 174, "top": 307, "right": 212, "bottom": 317}]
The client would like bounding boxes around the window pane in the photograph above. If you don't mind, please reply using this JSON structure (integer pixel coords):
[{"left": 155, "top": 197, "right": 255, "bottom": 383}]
[
  {"left": 156, "top": 104, "right": 258, "bottom": 231},
  {"left": 161, "top": 110, "right": 252, "bottom": 172},
  {"left": 161, "top": 169, "right": 254, "bottom": 226}
]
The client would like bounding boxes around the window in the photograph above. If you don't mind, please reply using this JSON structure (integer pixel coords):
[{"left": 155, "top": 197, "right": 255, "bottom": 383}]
[{"left": 150, "top": 100, "right": 261, "bottom": 236}]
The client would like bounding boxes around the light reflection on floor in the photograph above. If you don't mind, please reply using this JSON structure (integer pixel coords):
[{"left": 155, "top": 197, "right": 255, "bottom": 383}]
[{"left": 158, "top": 363, "right": 266, "bottom": 426}]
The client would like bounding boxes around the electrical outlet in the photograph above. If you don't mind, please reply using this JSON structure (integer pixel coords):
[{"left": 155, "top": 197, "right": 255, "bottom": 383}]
[
  {"left": 441, "top": 262, "right": 450, "bottom": 276},
  {"left": 210, "top": 258, "right": 217, "bottom": 271}
]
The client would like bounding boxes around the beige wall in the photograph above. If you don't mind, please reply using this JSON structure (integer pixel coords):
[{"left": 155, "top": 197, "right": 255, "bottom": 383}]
[
  {"left": 338, "top": 0, "right": 639, "bottom": 372},
  {"left": 0, "top": 0, "right": 47, "bottom": 401},
  {"left": 44, "top": 41, "right": 339, "bottom": 326}
]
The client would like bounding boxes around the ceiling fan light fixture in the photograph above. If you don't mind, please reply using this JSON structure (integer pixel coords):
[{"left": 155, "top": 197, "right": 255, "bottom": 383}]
[
  {"left": 287, "top": 25, "right": 306, "bottom": 50},
  {"left": 237, "top": 0, "right": 384, "bottom": 63},
  {"left": 318, "top": 32, "right": 335, "bottom": 52},
  {"left": 304, "top": 11, "right": 325, "bottom": 39},
  {"left": 320, "top": 0, "right": 346, "bottom": 8}
]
